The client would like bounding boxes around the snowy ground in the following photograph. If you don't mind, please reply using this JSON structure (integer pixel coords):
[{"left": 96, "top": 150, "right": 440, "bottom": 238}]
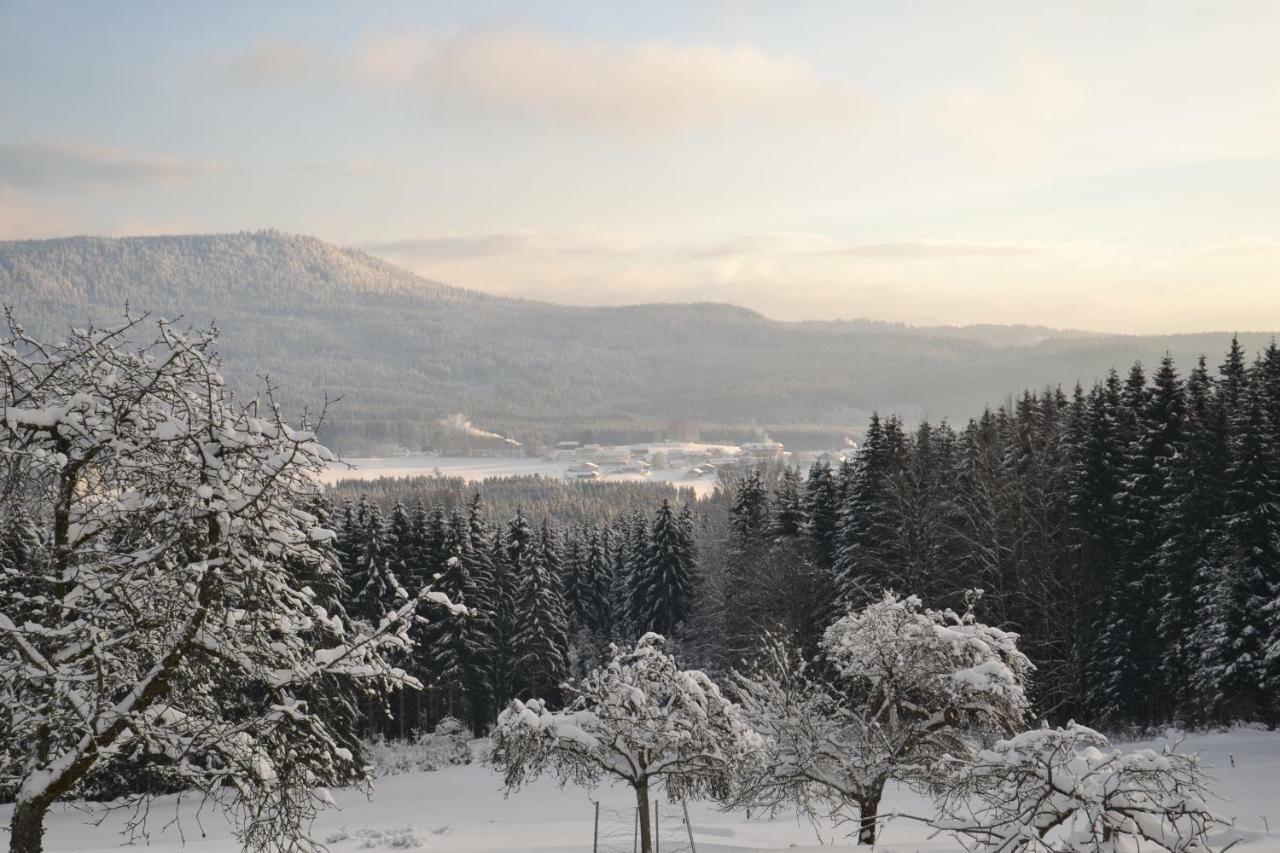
[
  {"left": 5, "top": 728, "right": 1278, "bottom": 853},
  {"left": 318, "top": 448, "right": 736, "bottom": 496}
]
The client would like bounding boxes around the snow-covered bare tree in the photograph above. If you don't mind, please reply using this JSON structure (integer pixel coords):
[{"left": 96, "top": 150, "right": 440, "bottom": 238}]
[
  {"left": 489, "top": 633, "right": 761, "bottom": 853},
  {"left": 0, "top": 313, "right": 461, "bottom": 853},
  {"left": 734, "top": 593, "right": 1032, "bottom": 844},
  {"left": 933, "top": 724, "right": 1222, "bottom": 853}
]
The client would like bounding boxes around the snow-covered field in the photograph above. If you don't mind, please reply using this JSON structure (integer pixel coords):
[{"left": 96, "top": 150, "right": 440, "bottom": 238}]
[
  {"left": 6, "top": 728, "right": 1278, "bottom": 853},
  {"left": 318, "top": 447, "right": 738, "bottom": 496}
]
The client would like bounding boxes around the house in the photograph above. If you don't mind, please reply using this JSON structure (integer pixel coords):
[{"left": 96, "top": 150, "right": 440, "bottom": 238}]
[
  {"left": 595, "top": 446, "right": 632, "bottom": 466},
  {"left": 742, "top": 439, "right": 785, "bottom": 458},
  {"left": 568, "top": 461, "right": 600, "bottom": 473},
  {"left": 564, "top": 470, "right": 600, "bottom": 481}
]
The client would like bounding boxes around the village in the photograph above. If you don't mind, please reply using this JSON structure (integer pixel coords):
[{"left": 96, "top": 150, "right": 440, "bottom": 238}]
[{"left": 322, "top": 420, "right": 859, "bottom": 494}]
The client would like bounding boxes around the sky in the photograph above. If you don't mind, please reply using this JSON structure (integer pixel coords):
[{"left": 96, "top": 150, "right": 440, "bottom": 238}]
[{"left": 1, "top": 1, "right": 1278, "bottom": 333}]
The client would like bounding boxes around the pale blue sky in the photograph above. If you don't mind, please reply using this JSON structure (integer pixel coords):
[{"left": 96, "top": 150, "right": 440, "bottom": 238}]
[{"left": 2, "top": 1, "right": 1278, "bottom": 331}]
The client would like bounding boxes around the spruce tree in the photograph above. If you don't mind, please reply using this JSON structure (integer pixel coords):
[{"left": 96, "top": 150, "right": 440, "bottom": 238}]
[
  {"left": 586, "top": 527, "right": 613, "bottom": 636},
  {"left": 346, "top": 502, "right": 405, "bottom": 623},
  {"left": 511, "top": 520, "right": 570, "bottom": 705},
  {"left": 1197, "top": 378, "right": 1279, "bottom": 718},
  {"left": 1158, "top": 356, "right": 1224, "bottom": 719},
  {"left": 425, "top": 520, "right": 495, "bottom": 736},
  {"left": 730, "top": 471, "right": 770, "bottom": 540},
  {"left": 386, "top": 500, "right": 416, "bottom": 592},
  {"left": 771, "top": 467, "right": 805, "bottom": 537},
  {"left": 833, "top": 413, "right": 903, "bottom": 605},
  {"left": 1096, "top": 357, "right": 1185, "bottom": 724},
  {"left": 802, "top": 460, "right": 840, "bottom": 573},
  {"left": 633, "top": 499, "right": 697, "bottom": 637}
]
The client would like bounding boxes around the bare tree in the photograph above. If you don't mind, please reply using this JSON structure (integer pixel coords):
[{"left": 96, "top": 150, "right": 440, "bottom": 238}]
[
  {"left": 489, "top": 633, "right": 761, "bottom": 853},
  {"left": 733, "top": 593, "right": 1033, "bottom": 844},
  {"left": 933, "top": 724, "right": 1225, "bottom": 853}
]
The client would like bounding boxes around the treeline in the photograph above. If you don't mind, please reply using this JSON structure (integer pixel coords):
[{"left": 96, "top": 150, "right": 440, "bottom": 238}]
[
  {"left": 327, "top": 494, "right": 698, "bottom": 737},
  {"left": 5, "top": 337, "right": 1278, "bottom": 736},
  {"left": 327, "top": 475, "right": 698, "bottom": 527},
  {"left": 306, "top": 335, "right": 1280, "bottom": 732},
  {"left": 702, "top": 337, "right": 1280, "bottom": 728}
]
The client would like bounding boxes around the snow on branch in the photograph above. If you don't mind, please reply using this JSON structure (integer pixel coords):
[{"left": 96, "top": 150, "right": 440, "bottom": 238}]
[
  {"left": 932, "top": 724, "right": 1231, "bottom": 853},
  {"left": 0, "top": 311, "right": 458, "bottom": 853}
]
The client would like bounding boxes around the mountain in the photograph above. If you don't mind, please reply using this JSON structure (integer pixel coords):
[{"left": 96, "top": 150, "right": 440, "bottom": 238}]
[{"left": 1, "top": 231, "right": 1273, "bottom": 453}]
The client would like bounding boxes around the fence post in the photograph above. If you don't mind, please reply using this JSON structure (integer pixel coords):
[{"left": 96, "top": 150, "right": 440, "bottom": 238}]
[
  {"left": 655, "top": 798, "right": 660, "bottom": 853},
  {"left": 593, "top": 800, "right": 600, "bottom": 853},
  {"left": 633, "top": 804, "right": 639, "bottom": 853},
  {"left": 682, "top": 801, "right": 697, "bottom": 853}
]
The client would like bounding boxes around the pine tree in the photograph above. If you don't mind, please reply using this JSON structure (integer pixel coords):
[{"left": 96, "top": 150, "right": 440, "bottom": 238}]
[
  {"left": 1096, "top": 357, "right": 1185, "bottom": 724},
  {"left": 347, "top": 502, "right": 405, "bottom": 623},
  {"left": 387, "top": 500, "right": 416, "bottom": 592},
  {"left": 1197, "top": 378, "right": 1280, "bottom": 718},
  {"left": 561, "top": 526, "right": 590, "bottom": 632},
  {"left": 425, "top": 519, "right": 495, "bottom": 736},
  {"left": 771, "top": 467, "right": 805, "bottom": 537},
  {"left": 833, "top": 413, "right": 904, "bottom": 605},
  {"left": 420, "top": 506, "right": 450, "bottom": 587},
  {"left": 603, "top": 519, "right": 630, "bottom": 641},
  {"left": 730, "top": 471, "right": 770, "bottom": 539},
  {"left": 511, "top": 520, "right": 570, "bottom": 705},
  {"left": 585, "top": 527, "right": 613, "bottom": 635},
  {"left": 632, "top": 499, "right": 697, "bottom": 637},
  {"left": 489, "top": 512, "right": 531, "bottom": 708},
  {"left": 1158, "top": 356, "right": 1224, "bottom": 719},
  {"left": 802, "top": 460, "right": 840, "bottom": 573}
]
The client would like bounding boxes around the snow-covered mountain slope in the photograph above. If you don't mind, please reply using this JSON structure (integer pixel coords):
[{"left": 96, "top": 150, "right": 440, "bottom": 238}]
[
  {"left": 4, "top": 232, "right": 1277, "bottom": 454},
  {"left": 4, "top": 728, "right": 1277, "bottom": 853}
]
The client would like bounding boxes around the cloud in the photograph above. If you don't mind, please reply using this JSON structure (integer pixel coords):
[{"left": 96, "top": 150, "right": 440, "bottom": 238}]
[
  {"left": 691, "top": 234, "right": 1054, "bottom": 261},
  {"left": 363, "top": 230, "right": 642, "bottom": 260},
  {"left": 0, "top": 142, "right": 224, "bottom": 191},
  {"left": 828, "top": 239, "right": 1055, "bottom": 260},
  {"left": 1201, "top": 236, "right": 1280, "bottom": 258},
  {"left": 421, "top": 30, "right": 857, "bottom": 131},
  {"left": 221, "top": 28, "right": 861, "bottom": 132}
]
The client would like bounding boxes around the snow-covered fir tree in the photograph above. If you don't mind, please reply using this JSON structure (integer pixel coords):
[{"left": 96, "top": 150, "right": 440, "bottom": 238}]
[{"left": 511, "top": 520, "right": 570, "bottom": 704}]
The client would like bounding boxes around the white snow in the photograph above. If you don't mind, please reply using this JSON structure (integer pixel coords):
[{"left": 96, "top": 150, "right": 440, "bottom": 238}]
[
  {"left": 3, "top": 728, "right": 1277, "bottom": 853},
  {"left": 317, "top": 450, "right": 734, "bottom": 496}
]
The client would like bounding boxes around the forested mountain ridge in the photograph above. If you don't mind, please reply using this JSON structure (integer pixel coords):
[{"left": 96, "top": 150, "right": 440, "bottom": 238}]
[{"left": 2, "top": 231, "right": 1275, "bottom": 453}]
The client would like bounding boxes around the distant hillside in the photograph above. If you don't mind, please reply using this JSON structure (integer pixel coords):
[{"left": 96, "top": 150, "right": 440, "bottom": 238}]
[{"left": 1, "top": 232, "right": 1273, "bottom": 453}]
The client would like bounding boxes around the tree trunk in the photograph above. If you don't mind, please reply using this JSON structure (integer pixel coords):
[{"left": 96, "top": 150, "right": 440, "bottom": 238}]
[
  {"left": 857, "top": 784, "right": 883, "bottom": 846},
  {"left": 10, "top": 797, "right": 50, "bottom": 853},
  {"left": 635, "top": 780, "right": 654, "bottom": 853}
]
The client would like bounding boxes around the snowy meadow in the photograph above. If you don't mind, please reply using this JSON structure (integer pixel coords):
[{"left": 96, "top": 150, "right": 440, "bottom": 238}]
[{"left": 3, "top": 728, "right": 1278, "bottom": 853}]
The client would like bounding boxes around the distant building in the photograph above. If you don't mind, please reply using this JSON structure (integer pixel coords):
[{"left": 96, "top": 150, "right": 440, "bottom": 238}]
[
  {"left": 742, "top": 439, "right": 785, "bottom": 458},
  {"left": 564, "top": 470, "right": 600, "bottom": 481},
  {"left": 595, "top": 446, "right": 632, "bottom": 466}
]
